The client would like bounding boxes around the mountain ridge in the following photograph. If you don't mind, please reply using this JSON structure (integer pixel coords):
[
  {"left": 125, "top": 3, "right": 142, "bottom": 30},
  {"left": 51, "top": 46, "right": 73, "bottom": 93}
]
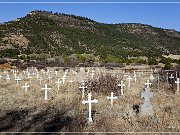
[{"left": 0, "top": 10, "right": 180, "bottom": 59}]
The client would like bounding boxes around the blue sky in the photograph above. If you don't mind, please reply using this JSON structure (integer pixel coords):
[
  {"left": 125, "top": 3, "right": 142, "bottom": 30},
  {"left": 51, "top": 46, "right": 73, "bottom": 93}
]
[{"left": 0, "top": 0, "right": 180, "bottom": 31}]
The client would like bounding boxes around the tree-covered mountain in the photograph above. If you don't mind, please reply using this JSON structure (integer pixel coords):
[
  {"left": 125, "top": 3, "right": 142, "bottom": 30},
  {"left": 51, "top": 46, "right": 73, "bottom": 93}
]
[{"left": 0, "top": 10, "right": 180, "bottom": 59}]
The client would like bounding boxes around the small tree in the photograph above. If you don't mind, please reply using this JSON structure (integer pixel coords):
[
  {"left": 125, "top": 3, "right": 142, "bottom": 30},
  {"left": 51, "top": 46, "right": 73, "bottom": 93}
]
[
  {"left": 164, "top": 62, "right": 172, "bottom": 70},
  {"left": 39, "top": 53, "right": 50, "bottom": 61},
  {"left": 29, "top": 53, "right": 40, "bottom": 60},
  {"left": 148, "top": 58, "right": 158, "bottom": 65},
  {"left": 67, "top": 54, "right": 78, "bottom": 67}
]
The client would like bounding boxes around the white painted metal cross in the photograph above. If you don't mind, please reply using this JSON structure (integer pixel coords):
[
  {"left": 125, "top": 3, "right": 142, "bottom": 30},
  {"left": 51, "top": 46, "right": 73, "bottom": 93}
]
[
  {"left": 150, "top": 74, "right": 154, "bottom": 82},
  {"left": 175, "top": 78, "right": 180, "bottom": 94},
  {"left": 41, "top": 84, "right": 51, "bottom": 100},
  {"left": 79, "top": 80, "right": 87, "bottom": 98},
  {"left": 28, "top": 75, "right": 33, "bottom": 83},
  {"left": 118, "top": 80, "right": 125, "bottom": 96},
  {"left": 61, "top": 75, "right": 66, "bottom": 84},
  {"left": 157, "top": 73, "right": 160, "bottom": 91},
  {"left": 15, "top": 77, "right": 21, "bottom": 85},
  {"left": 169, "top": 74, "right": 174, "bottom": 79},
  {"left": 69, "top": 79, "right": 74, "bottom": 83},
  {"left": 106, "top": 92, "right": 118, "bottom": 107},
  {"left": 14, "top": 73, "right": 17, "bottom": 79},
  {"left": 55, "top": 78, "right": 62, "bottom": 90},
  {"left": 176, "top": 72, "right": 178, "bottom": 79},
  {"left": 38, "top": 76, "right": 43, "bottom": 85},
  {"left": 127, "top": 76, "right": 132, "bottom": 88},
  {"left": 134, "top": 73, "right": 137, "bottom": 82},
  {"left": 145, "top": 80, "right": 152, "bottom": 89},
  {"left": 166, "top": 72, "right": 169, "bottom": 84},
  {"left": 48, "top": 75, "right": 52, "bottom": 82},
  {"left": 27, "top": 72, "right": 30, "bottom": 78},
  {"left": 22, "top": 82, "right": 29, "bottom": 93},
  {"left": 6, "top": 74, "right": 10, "bottom": 82},
  {"left": 82, "top": 92, "right": 98, "bottom": 123},
  {"left": 91, "top": 69, "right": 95, "bottom": 79}
]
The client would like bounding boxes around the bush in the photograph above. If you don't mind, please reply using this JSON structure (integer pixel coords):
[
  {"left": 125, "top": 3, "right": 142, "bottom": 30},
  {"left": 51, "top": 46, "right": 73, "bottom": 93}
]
[
  {"left": 0, "top": 58, "right": 8, "bottom": 64},
  {"left": 104, "top": 62, "right": 125, "bottom": 68},
  {"left": 54, "top": 56, "right": 64, "bottom": 65},
  {"left": 164, "top": 62, "right": 172, "bottom": 70},
  {"left": 148, "top": 58, "right": 158, "bottom": 65},
  {"left": 39, "top": 53, "right": 50, "bottom": 61},
  {"left": 29, "top": 53, "right": 40, "bottom": 60},
  {"left": 66, "top": 55, "right": 78, "bottom": 67},
  {"left": 87, "top": 74, "right": 122, "bottom": 95}
]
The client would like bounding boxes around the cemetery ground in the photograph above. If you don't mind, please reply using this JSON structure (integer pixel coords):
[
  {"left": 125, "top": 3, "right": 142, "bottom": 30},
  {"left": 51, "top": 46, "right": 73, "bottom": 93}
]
[{"left": 0, "top": 68, "right": 180, "bottom": 133}]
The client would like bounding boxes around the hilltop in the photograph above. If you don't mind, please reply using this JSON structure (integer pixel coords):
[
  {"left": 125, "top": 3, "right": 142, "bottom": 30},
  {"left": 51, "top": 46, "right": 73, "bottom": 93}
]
[{"left": 0, "top": 10, "right": 180, "bottom": 60}]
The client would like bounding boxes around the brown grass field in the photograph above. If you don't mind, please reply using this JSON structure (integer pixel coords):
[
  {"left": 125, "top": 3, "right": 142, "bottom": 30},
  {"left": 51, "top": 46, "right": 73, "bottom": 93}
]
[{"left": 0, "top": 68, "right": 180, "bottom": 134}]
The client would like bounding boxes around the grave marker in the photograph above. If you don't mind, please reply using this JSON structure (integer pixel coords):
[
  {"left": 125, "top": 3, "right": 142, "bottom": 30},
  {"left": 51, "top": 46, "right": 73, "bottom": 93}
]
[
  {"left": 6, "top": 74, "right": 10, "bottom": 82},
  {"left": 106, "top": 92, "right": 118, "bottom": 107},
  {"left": 118, "top": 80, "right": 125, "bottom": 96},
  {"left": 127, "top": 76, "right": 132, "bottom": 88},
  {"left": 175, "top": 78, "right": 180, "bottom": 94},
  {"left": 15, "top": 77, "right": 21, "bottom": 85},
  {"left": 22, "top": 82, "right": 29, "bottom": 93},
  {"left": 41, "top": 84, "right": 51, "bottom": 100},
  {"left": 61, "top": 75, "right": 66, "bottom": 84},
  {"left": 79, "top": 80, "right": 87, "bottom": 98},
  {"left": 55, "top": 78, "right": 62, "bottom": 90},
  {"left": 82, "top": 92, "right": 98, "bottom": 123},
  {"left": 145, "top": 80, "right": 152, "bottom": 89},
  {"left": 140, "top": 88, "right": 153, "bottom": 116}
]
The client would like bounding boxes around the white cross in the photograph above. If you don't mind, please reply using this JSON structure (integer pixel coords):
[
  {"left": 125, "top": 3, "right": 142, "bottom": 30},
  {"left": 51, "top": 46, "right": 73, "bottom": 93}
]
[
  {"left": 176, "top": 72, "right": 178, "bottom": 79},
  {"left": 31, "top": 71, "right": 35, "bottom": 77},
  {"left": 23, "top": 70, "right": 26, "bottom": 74},
  {"left": 106, "top": 92, "right": 118, "bottom": 107},
  {"left": 127, "top": 76, "right": 132, "bottom": 88},
  {"left": 6, "top": 74, "right": 10, "bottom": 82},
  {"left": 150, "top": 74, "right": 155, "bottom": 81},
  {"left": 79, "top": 80, "right": 87, "bottom": 98},
  {"left": 41, "top": 84, "right": 51, "bottom": 100},
  {"left": 118, "top": 80, "right": 125, "bottom": 96},
  {"left": 69, "top": 79, "right": 74, "bottom": 83},
  {"left": 61, "top": 75, "right": 66, "bottom": 84},
  {"left": 14, "top": 73, "right": 17, "bottom": 78},
  {"left": 175, "top": 78, "right": 180, "bottom": 94},
  {"left": 55, "top": 78, "right": 62, "bottom": 90},
  {"left": 134, "top": 74, "right": 137, "bottom": 82},
  {"left": 82, "top": 92, "right": 98, "bottom": 123},
  {"left": 15, "top": 77, "right": 21, "bottom": 85},
  {"left": 27, "top": 72, "right": 30, "bottom": 78},
  {"left": 48, "top": 75, "right": 52, "bottom": 81},
  {"left": 36, "top": 73, "right": 39, "bottom": 80},
  {"left": 91, "top": 69, "right": 95, "bottom": 79},
  {"left": 157, "top": 73, "right": 160, "bottom": 91},
  {"left": 28, "top": 75, "right": 33, "bottom": 83},
  {"left": 22, "top": 82, "right": 29, "bottom": 93},
  {"left": 55, "top": 71, "right": 58, "bottom": 76},
  {"left": 145, "top": 80, "right": 152, "bottom": 89},
  {"left": 166, "top": 72, "right": 169, "bottom": 84},
  {"left": 0, "top": 75, "right": 2, "bottom": 80},
  {"left": 26, "top": 68, "right": 29, "bottom": 73},
  {"left": 169, "top": 74, "right": 174, "bottom": 79},
  {"left": 38, "top": 76, "right": 43, "bottom": 85}
]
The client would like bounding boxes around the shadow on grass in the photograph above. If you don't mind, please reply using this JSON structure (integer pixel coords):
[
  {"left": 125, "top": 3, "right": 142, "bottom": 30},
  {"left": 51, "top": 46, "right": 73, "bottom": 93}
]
[{"left": 0, "top": 107, "right": 73, "bottom": 132}]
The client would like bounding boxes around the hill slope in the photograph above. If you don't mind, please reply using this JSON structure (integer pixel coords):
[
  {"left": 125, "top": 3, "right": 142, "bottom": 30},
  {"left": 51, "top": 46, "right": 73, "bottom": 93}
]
[{"left": 0, "top": 10, "right": 180, "bottom": 58}]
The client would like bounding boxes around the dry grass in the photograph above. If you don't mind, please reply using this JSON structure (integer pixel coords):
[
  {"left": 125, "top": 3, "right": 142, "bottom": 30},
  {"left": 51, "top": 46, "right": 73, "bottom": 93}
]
[{"left": 0, "top": 69, "right": 180, "bottom": 133}]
